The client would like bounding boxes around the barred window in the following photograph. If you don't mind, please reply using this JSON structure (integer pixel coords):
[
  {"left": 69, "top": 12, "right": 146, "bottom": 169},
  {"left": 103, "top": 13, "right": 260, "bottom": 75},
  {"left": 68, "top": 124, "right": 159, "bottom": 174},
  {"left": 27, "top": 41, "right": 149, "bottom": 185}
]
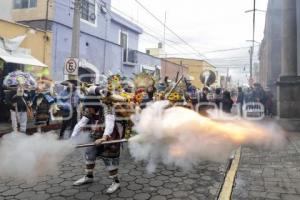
[
  {"left": 14, "top": 0, "right": 37, "bottom": 9},
  {"left": 81, "top": 0, "right": 96, "bottom": 24},
  {"left": 120, "top": 32, "right": 128, "bottom": 62}
]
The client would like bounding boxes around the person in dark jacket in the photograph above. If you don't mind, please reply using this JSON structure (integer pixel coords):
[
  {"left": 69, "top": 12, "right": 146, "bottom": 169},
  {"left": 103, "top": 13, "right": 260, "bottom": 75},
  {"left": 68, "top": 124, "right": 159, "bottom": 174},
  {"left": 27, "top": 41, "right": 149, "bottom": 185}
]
[
  {"left": 198, "top": 87, "right": 210, "bottom": 116},
  {"left": 186, "top": 81, "right": 198, "bottom": 106},
  {"left": 236, "top": 87, "right": 244, "bottom": 116},
  {"left": 221, "top": 91, "right": 234, "bottom": 113},
  {"left": 57, "top": 84, "right": 80, "bottom": 139},
  {"left": 265, "top": 89, "right": 274, "bottom": 117},
  {"left": 213, "top": 88, "right": 223, "bottom": 108}
]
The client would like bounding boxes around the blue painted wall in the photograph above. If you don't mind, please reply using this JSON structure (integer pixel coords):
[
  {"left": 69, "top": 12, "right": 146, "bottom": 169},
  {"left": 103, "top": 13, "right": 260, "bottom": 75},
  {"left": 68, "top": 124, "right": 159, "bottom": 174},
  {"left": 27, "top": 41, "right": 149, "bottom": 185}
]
[{"left": 51, "top": 0, "right": 142, "bottom": 80}]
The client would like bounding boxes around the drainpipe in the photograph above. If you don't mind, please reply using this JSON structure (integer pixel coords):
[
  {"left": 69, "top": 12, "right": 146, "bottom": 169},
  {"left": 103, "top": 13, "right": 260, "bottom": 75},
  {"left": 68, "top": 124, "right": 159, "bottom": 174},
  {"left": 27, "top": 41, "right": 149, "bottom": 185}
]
[
  {"left": 103, "top": 12, "right": 108, "bottom": 74},
  {"left": 43, "top": 0, "right": 51, "bottom": 64}
]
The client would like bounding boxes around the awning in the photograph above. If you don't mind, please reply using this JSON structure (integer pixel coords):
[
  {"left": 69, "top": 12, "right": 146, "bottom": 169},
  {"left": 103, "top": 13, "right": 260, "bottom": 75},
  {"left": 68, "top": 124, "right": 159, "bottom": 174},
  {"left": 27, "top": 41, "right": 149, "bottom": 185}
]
[{"left": 0, "top": 47, "right": 47, "bottom": 67}]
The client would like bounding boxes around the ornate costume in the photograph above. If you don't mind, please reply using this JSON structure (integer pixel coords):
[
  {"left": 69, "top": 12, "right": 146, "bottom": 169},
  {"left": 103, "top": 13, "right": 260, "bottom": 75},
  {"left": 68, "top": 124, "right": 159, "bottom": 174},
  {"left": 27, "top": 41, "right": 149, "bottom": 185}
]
[
  {"left": 71, "top": 76, "right": 127, "bottom": 193},
  {"left": 32, "top": 77, "right": 58, "bottom": 127},
  {"left": 32, "top": 92, "right": 55, "bottom": 126}
]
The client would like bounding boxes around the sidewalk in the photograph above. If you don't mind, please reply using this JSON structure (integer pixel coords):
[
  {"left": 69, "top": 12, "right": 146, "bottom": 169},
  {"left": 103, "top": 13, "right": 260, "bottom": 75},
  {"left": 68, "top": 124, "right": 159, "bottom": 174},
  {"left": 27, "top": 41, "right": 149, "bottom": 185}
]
[
  {"left": 232, "top": 133, "right": 300, "bottom": 200},
  {"left": 0, "top": 121, "right": 61, "bottom": 137}
]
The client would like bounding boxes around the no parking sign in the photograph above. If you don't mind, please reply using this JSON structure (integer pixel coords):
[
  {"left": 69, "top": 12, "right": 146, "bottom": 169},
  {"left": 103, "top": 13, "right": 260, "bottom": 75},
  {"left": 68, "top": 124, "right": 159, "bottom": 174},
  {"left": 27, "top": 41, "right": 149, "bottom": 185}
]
[{"left": 64, "top": 58, "right": 79, "bottom": 75}]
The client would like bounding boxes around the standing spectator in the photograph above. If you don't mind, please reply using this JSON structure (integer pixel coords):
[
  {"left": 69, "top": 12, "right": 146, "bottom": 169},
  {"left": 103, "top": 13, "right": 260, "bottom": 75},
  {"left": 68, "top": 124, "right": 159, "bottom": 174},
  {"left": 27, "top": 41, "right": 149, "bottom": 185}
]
[
  {"left": 164, "top": 76, "right": 170, "bottom": 88},
  {"left": 253, "top": 83, "right": 266, "bottom": 104},
  {"left": 245, "top": 87, "right": 254, "bottom": 103},
  {"left": 265, "top": 89, "right": 274, "bottom": 117},
  {"left": 57, "top": 83, "right": 80, "bottom": 139},
  {"left": 186, "top": 80, "right": 198, "bottom": 107},
  {"left": 198, "top": 87, "right": 210, "bottom": 116},
  {"left": 0, "top": 67, "right": 6, "bottom": 122},
  {"left": 10, "top": 86, "right": 31, "bottom": 133},
  {"left": 222, "top": 91, "right": 234, "bottom": 113},
  {"left": 199, "top": 87, "right": 209, "bottom": 102},
  {"left": 236, "top": 87, "right": 245, "bottom": 115},
  {"left": 213, "top": 88, "right": 223, "bottom": 108}
]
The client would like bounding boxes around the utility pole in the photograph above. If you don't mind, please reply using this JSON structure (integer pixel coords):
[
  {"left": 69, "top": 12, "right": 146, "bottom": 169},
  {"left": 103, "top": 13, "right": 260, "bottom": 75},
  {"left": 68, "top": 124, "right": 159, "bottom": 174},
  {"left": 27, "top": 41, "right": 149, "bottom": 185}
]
[
  {"left": 225, "top": 67, "right": 229, "bottom": 89},
  {"left": 245, "top": 0, "right": 256, "bottom": 82},
  {"left": 163, "top": 11, "right": 167, "bottom": 58},
  {"left": 249, "top": 46, "right": 253, "bottom": 79},
  {"left": 70, "top": 0, "right": 81, "bottom": 80},
  {"left": 163, "top": 11, "right": 167, "bottom": 78},
  {"left": 251, "top": 0, "right": 256, "bottom": 80}
]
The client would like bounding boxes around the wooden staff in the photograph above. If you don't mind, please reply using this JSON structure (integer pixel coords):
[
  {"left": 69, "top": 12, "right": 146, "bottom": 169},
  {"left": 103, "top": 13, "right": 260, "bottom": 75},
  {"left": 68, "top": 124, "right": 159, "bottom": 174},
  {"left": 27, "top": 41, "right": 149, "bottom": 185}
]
[{"left": 76, "top": 139, "right": 128, "bottom": 148}]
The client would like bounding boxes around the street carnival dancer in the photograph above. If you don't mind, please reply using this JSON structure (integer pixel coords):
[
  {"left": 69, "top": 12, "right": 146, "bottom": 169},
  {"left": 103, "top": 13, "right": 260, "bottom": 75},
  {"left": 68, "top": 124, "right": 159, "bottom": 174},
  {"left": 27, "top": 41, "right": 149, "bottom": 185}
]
[
  {"left": 3, "top": 71, "right": 37, "bottom": 133},
  {"left": 132, "top": 72, "right": 156, "bottom": 108},
  {"left": 31, "top": 77, "right": 58, "bottom": 132},
  {"left": 69, "top": 73, "right": 195, "bottom": 194},
  {"left": 71, "top": 75, "right": 129, "bottom": 193},
  {"left": 9, "top": 86, "right": 31, "bottom": 133}
]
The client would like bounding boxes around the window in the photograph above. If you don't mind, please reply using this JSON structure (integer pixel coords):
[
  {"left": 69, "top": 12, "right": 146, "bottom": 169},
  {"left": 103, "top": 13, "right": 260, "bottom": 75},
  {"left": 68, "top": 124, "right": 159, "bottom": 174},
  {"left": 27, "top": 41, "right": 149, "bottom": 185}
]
[
  {"left": 14, "top": 0, "right": 37, "bottom": 9},
  {"left": 120, "top": 31, "right": 128, "bottom": 62},
  {"left": 81, "top": 0, "right": 96, "bottom": 24}
]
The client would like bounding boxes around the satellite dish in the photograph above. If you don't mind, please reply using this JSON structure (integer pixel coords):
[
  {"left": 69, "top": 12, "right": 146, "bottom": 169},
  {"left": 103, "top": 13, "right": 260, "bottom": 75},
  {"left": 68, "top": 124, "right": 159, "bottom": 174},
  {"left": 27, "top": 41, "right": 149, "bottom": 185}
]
[{"left": 200, "top": 70, "right": 216, "bottom": 86}]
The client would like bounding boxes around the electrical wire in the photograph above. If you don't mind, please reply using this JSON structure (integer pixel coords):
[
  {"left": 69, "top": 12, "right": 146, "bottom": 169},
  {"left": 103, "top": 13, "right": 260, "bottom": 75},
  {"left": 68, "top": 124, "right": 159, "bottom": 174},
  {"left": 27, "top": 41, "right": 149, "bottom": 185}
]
[
  {"left": 133, "top": 0, "right": 209, "bottom": 60},
  {"left": 109, "top": 4, "right": 197, "bottom": 55},
  {"left": 106, "top": 3, "right": 195, "bottom": 56},
  {"left": 52, "top": 0, "right": 258, "bottom": 68}
]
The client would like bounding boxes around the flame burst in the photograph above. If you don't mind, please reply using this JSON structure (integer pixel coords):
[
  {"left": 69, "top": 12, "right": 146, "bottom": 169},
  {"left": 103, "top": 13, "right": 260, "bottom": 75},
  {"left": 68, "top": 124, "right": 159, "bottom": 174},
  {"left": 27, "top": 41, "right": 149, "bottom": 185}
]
[{"left": 129, "top": 101, "right": 285, "bottom": 172}]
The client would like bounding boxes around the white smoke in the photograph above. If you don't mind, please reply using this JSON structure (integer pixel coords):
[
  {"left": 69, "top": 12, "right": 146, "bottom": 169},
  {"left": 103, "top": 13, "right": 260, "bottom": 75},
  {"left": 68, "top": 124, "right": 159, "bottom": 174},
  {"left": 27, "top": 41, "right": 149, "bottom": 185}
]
[
  {"left": 0, "top": 132, "right": 75, "bottom": 182},
  {"left": 129, "top": 101, "right": 286, "bottom": 172}
]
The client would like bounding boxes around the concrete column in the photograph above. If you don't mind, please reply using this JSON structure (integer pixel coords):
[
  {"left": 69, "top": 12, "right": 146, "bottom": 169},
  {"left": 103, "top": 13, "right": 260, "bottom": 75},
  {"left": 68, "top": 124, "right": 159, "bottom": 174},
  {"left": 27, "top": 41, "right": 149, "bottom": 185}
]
[
  {"left": 277, "top": 0, "right": 300, "bottom": 131},
  {"left": 297, "top": 0, "right": 300, "bottom": 75},
  {"left": 281, "top": 0, "right": 297, "bottom": 76}
]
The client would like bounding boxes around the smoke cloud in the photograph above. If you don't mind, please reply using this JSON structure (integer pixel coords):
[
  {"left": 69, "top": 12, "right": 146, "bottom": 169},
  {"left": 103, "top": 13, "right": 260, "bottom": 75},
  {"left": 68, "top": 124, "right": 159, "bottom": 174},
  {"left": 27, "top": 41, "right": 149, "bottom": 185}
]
[
  {"left": 129, "top": 101, "right": 286, "bottom": 172},
  {"left": 0, "top": 132, "right": 74, "bottom": 182}
]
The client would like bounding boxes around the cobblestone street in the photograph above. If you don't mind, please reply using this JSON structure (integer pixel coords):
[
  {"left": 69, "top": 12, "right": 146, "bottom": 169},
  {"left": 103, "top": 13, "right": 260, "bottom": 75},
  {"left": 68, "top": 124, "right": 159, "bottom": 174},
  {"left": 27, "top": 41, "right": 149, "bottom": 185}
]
[
  {"left": 232, "top": 134, "right": 300, "bottom": 200},
  {"left": 0, "top": 145, "right": 226, "bottom": 200}
]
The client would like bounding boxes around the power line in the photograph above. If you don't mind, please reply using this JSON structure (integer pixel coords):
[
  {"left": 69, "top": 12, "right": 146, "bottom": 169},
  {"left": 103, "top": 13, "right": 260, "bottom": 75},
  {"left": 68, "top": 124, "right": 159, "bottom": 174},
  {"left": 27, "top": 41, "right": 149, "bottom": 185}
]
[
  {"left": 56, "top": 1, "right": 239, "bottom": 62},
  {"left": 133, "top": 0, "right": 208, "bottom": 60},
  {"left": 110, "top": 4, "right": 190, "bottom": 48},
  {"left": 54, "top": 0, "right": 255, "bottom": 68},
  {"left": 108, "top": 4, "right": 196, "bottom": 55},
  {"left": 51, "top": 0, "right": 196, "bottom": 58},
  {"left": 203, "top": 45, "right": 260, "bottom": 54},
  {"left": 155, "top": 45, "right": 261, "bottom": 56}
]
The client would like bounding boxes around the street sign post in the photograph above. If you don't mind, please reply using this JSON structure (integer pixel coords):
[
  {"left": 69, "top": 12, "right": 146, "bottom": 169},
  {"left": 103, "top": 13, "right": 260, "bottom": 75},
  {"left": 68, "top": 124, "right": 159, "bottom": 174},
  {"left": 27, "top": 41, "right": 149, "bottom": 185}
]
[{"left": 64, "top": 58, "right": 79, "bottom": 76}]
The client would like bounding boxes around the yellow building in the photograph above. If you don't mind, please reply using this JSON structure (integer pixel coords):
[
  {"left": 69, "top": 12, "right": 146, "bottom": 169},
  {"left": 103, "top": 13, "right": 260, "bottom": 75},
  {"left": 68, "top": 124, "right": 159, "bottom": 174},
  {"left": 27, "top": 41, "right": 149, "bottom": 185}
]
[
  {"left": 0, "top": 19, "right": 52, "bottom": 77},
  {"left": 11, "top": 0, "right": 55, "bottom": 23},
  {"left": 146, "top": 42, "right": 165, "bottom": 58},
  {"left": 165, "top": 58, "right": 217, "bottom": 88}
]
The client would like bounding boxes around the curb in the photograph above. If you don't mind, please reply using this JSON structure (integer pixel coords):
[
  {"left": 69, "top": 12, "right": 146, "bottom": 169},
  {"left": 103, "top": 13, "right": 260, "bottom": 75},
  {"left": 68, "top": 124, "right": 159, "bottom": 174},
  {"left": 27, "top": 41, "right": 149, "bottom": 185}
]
[
  {"left": 0, "top": 123, "right": 62, "bottom": 137},
  {"left": 218, "top": 146, "right": 241, "bottom": 200}
]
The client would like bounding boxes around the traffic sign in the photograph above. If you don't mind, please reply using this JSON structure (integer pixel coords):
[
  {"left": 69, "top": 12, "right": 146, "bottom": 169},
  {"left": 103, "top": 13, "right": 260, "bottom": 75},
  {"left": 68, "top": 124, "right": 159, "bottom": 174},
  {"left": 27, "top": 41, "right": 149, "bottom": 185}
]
[{"left": 64, "top": 58, "right": 79, "bottom": 75}]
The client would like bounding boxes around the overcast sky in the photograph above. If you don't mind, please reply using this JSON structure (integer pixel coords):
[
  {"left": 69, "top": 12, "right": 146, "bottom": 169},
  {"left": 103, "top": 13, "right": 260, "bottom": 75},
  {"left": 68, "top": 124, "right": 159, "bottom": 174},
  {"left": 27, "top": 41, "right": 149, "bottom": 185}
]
[{"left": 112, "top": 0, "right": 269, "bottom": 84}]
